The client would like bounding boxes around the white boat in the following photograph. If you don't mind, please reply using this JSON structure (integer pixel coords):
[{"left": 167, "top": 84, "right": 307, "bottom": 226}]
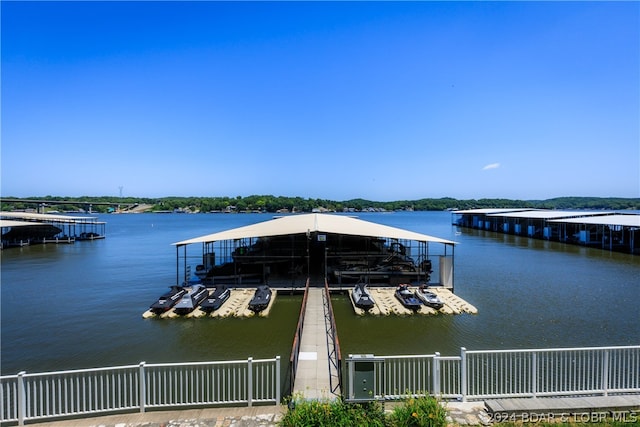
[{"left": 415, "top": 285, "right": 444, "bottom": 309}]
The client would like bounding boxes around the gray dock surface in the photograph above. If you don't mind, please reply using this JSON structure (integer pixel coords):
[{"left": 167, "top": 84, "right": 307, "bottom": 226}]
[
  {"left": 292, "top": 287, "right": 335, "bottom": 400},
  {"left": 485, "top": 395, "right": 640, "bottom": 416}
]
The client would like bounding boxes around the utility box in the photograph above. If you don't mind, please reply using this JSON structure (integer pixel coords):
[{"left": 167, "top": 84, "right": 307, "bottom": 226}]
[{"left": 347, "top": 354, "right": 383, "bottom": 402}]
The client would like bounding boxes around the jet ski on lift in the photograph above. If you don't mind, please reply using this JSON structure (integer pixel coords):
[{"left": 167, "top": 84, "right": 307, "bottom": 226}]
[
  {"left": 351, "top": 281, "right": 375, "bottom": 311},
  {"left": 248, "top": 284, "right": 272, "bottom": 313},
  {"left": 173, "top": 284, "right": 209, "bottom": 315},
  {"left": 394, "top": 284, "right": 422, "bottom": 310},
  {"left": 199, "top": 285, "right": 231, "bottom": 313},
  {"left": 149, "top": 285, "right": 187, "bottom": 314},
  {"left": 415, "top": 284, "right": 444, "bottom": 309}
]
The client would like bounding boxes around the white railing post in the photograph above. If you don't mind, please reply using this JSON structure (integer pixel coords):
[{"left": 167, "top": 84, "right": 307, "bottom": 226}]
[
  {"left": 531, "top": 352, "right": 537, "bottom": 398},
  {"left": 275, "top": 356, "right": 281, "bottom": 403},
  {"left": 348, "top": 355, "right": 354, "bottom": 400},
  {"left": 17, "top": 372, "right": 25, "bottom": 426},
  {"left": 460, "top": 347, "right": 467, "bottom": 402},
  {"left": 247, "top": 357, "right": 253, "bottom": 407},
  {"left": 139, "top": 362, "right": 146, "bottom": 413},
  {"left": 433, "top": 352, "right": 440, "bottom": 396},
  {"left": 602, "top": 349, "right": 609, "bottom": 397}
]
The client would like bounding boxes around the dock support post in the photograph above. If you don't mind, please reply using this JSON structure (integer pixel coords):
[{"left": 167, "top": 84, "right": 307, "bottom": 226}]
[
  {"left": 139, "top": 362, "right": 146, "bottom": 413},
  {"left": 176, "top": 247, "right": 180, "bottom": 286}
]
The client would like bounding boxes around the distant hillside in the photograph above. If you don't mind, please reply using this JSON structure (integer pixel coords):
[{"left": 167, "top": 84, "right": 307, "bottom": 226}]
[{"left": 1, "top": 195, "right": 639, "bottom": 214}]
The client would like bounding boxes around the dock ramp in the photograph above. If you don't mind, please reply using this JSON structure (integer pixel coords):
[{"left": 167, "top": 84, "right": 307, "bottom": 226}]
[{"left": 292, "top": 282, "right": 341, "bottom": 400}]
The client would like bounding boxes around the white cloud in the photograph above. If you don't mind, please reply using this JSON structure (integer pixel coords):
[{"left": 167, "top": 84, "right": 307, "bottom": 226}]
[{"left": 482, "top": 163, "right": 501, "bottom": 171}]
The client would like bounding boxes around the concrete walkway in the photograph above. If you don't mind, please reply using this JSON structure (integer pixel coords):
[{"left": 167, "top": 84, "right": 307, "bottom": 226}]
[
  {"left": 19, "top": 396, "right": 640, "bottom": 427},
  {"left": 20, "top": 402, "right": 491, "bottom": 427},
  {"left": 20, "top": 405, "right": 286, "bottom": 427}
]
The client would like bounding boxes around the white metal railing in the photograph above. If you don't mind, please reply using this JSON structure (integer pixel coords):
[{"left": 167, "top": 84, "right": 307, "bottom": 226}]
[
  {"left": 345, "top": 353, "right": 463, "bottom": 401},
  {"left": 379, "top": 354, "right": 435, "bottom": 399},
  {"left": 464, "top": 345, "right": 640, "bottom": 399},
  {"left": 3, "top": 346, "right": 638, "bottom": 424},
  {"left": 346, "top": 345, "right": 640, "bottom": 402},
  {"left": 0, "top": 357, "right": 280, "bottom": 425}
]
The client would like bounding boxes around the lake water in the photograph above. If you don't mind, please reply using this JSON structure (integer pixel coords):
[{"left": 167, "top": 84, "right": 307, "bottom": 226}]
[{"left": 2, "top": 211, "right": 638, "bottom": 377}]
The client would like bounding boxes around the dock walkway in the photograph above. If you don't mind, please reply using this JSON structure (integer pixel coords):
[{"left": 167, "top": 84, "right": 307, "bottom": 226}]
[{"left": 292, "top": 287, "right": 335, "bottom": 400}]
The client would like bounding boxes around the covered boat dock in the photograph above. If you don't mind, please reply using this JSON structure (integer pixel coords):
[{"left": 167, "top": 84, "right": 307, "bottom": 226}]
[
  {"left": 172, "top": 213, "right": 457, "bottom": 290},
  {"left": 0, "top": 212, "right": 105, "bottom": 248},
  {"left": 170, "top": 213, "right": 461, "bottom": 400},
  {"left": 453, "top": 209, "right": 640, "bottom": 254},
  {"left": 548, "top": 214, "right": 640, "bottom": 253}
]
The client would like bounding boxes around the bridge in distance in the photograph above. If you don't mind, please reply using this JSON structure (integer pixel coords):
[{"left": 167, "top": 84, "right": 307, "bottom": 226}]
[{"left": 0, "top": 198, "right": 138, "bottom": 211}]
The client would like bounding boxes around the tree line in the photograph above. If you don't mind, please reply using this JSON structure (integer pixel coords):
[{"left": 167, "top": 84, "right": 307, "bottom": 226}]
[{"left": 1, "top": 195, "right": 639, "bottom": 214}]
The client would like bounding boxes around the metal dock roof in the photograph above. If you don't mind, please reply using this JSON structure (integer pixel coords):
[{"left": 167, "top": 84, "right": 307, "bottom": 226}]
[
  {"left": 548, "top": 214, "right": 640, "bottom": 227},
  {"left": 173, "top": 213, "right": 456, "bottom": 246},
  {"left": 0, "top": 219, "right": 47, "bottom": 228},
  {"left": 452, "top": 208, "right": 535, "bottom": 215},
  {"left": 486, "top": 210, "right": 608, "bottom": 220},
  {"left": 0, "top": 212, "right": 101, "bottom": 223}
]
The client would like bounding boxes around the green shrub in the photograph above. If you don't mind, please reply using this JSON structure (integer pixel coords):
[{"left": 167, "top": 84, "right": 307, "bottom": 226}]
[
  {"left": 386, "top": 395, "right": 447, "bottom": 427},
  {"left": 493, "top": 422, "right": 640, "bottom": 427},
  {"left": 280, "top": 395, "right": 447, "bottom": 427},
  {"left": 279, "top": 397, "right": 386, "bottom": 427}
]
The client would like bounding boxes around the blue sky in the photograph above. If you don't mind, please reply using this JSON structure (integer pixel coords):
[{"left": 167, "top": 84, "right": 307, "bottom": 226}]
[{"left": 2, "top": 1, "right": 638, "bottom": 201}]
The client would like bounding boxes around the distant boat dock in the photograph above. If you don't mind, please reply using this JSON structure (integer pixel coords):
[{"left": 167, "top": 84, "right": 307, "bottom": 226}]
[
  {"left": 452, "top": 209, "right": 640, "bottom": 254},
  {"left": 0, "top": 212, "right": 105, "bottom": 248}
]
